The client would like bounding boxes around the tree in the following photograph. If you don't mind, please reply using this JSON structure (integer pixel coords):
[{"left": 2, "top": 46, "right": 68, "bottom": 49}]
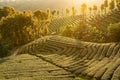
[
  {"left": 57, "top": 10, "right": 60, "bottom": 16},
  {"left": 34, "top": 10, "right": 48, "bottom": 20},
  {"left": 93, "top": 5, "right": 98, "bottom": 14},
  {"left": 60, "top": 25, "right": 74, "bottom": 37},
  {"left": 81, "top": 3, "right": 87, "bottom": 21},
  {"left": 0, "top": 10, "right": 49, "bottom": 49},
  {"left": 51, "top": 10, "right": 56, "bottom": 18},
  {"left": 34, "top": 10, "right": 50, "bottom": 36},
  {"left": 109, "top": 0, "right": 115, "bottom": 11},
  {"left": 72, "top": 7, "right": 76, "bottom": 16},
  {"left": 100, "top": 4, "right": 105, "bottom": 14},
  {"left": 0, "top": 6, "right": 15, "bottom": 20},
  {"left": 89, "top": 7, "right": 92, "bottom": 17},
  {"left": 66, "top": 8, "right": 70, "bottom": 16},
  {"left": 104, "top": 0, "right": 108, "bottom": 14},
  {"left": 108, "top": 22, "right": 120, "bottom": 42},
  {"left": 46, "top": 8, "right": 51, "bottom": 18},
  {"left": 116, "top": 0, "right": 120, "bottom": 10}
]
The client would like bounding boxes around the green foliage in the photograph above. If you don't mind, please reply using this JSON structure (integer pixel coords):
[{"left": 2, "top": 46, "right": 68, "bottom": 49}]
[
  {"left": 60, "top": 25, "right": 74, "bottom": 38},
  {"left": 51, "top": 10, "right": 56, "bottom": 18},
  {"left": 46, "top": 8, "right": 51, "bottom": 18},
  {"left": 116, "top": 0, "right": 120, "bottom": 10},
  {"left": 34, "top": 10, "right": 48, "bottom": 20},
  {"left": 109, "top": 0, "right": 115, "bottom": 11},
  {"left": 101, "top": 4, "right": 105, "bottom": 14},
  {"left": 0, "top": 11, "right": 35, "bottom": 48},
  {"left": 57, "top": 10, "right": 60, "bottom": 16},
  {"left": 0, "top": 6, "right": 15, "bottom": 20},
  {"left": 74, "top": 22, "right": 104, "bottom": 42},
  {"left": 108, "top": 22, "right": 120, "bottom": 42},
  {"left": 81, "top": 3, "right": 87, "bottom": 15},
  {"left": 0, "top": 7, "right": 50, "bottom": 49},
  {"left": 60, "top": 22, "right": 105, "bottom": 42},
  {"left": 72, "top": 7, "right": 76, "bottom": 16},
  {"left": 66, "top": 8, "right": 70, "bottom": 16},
  {"left": 104, "top": 0, "right": 108, "bottom": 8},
  {"left": 74, "top": 22, "right": 89, "bottom": 39},
  {"left": 93, "top": 5, "right": 98, "bottom": 14}
]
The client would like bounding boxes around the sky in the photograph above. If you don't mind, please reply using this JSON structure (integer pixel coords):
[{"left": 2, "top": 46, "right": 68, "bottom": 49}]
[
  {"left": 0, "top": 0, "right": 105, "bottom": 5},
  {"left": 0, "top": 0, "right": 106, "bottom": 6},
  {"left": 0, "top": 0, "right": 108, "bottom": 12}
]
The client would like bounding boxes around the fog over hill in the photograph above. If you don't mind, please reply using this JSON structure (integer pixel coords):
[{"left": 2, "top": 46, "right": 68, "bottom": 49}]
[
  {"left": 0, "top": 0, "right": 105, "bottom": 14},
  {"left": 0, "top": 0, "right": 104, "bottom": 10}
]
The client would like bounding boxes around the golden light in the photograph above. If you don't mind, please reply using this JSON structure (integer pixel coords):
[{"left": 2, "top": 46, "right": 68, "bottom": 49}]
[{"left": 73, "top": 0, "right": 105, "bottom": 6}]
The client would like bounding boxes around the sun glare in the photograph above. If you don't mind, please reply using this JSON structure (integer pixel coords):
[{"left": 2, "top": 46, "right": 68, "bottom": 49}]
[{"left": 74, "top": 0, "right": 105, "bottom": 6}]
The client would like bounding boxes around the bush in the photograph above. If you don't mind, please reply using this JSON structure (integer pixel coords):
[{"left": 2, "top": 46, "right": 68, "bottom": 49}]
[
  {"left": 60, "top": 21, "right": 105, "bottom": 42},
  {"left": 108, "top": 22, "right": 120, "bottom": 42},
  {"left": 0, "top": 9, "right": 50, "bottom": 49},
  {"left": 60, "top": 25, "right": 75, "bottom": 38}
]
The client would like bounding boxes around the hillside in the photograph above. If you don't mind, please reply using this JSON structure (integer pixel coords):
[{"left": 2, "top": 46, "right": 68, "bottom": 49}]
[
  {"left": 0, "top": 35, "right": 120, "bottom": 80},
  {"left": 0, "top": 0, "right": 120, "bottom": 80},
  {"left": 0, "top": 54, "right": 75, "bottom": 80},
  {"left": 48, "top": 9, "right": 120, "bottom": 33}
]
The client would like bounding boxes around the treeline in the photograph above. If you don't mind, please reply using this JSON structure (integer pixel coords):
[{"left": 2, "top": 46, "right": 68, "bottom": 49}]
[
  {"left": 60, "top": 21, "right": 120, "bottom": 43},
  {"left": 0, "top": 6, "right": 50, "bottom": 57},
  {"left": 50, "top": 0, "right": 120, "bottom": 18},
  {"left": 59, "top": 0, "right": 120, "bottom": 43}
]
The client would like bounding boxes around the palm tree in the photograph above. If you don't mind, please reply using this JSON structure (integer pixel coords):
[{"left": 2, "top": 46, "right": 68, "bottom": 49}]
[
  {"left": 109, "top": 0, "right": 115, "bottom": 11},
  {"left": 81, "top": 3, "right": 87, "bottom": 21}
]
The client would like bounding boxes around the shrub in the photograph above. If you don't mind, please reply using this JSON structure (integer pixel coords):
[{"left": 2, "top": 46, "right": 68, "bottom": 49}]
[
  {"left": 60, "top": 25, "right": 75, "bottom": 38},
  {"left": 108, "top": 22, "right": 120, "bottom": 42},
  {"left": 0, "top": 9, "right": 50, "bottom": 49},
  {"left": 60, "top": 21, "right": 105, "bottom": 42}
]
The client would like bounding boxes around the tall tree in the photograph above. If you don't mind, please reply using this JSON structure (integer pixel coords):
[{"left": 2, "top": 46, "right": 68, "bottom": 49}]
[
  {"left": 0, "top": 6, "right": 15, "bottom": 20},
  {"left": 46, "top": 8, "right": 51, "bottom": 18},
  {"left": 116, "top": 0, "right": 120, "bottom": 10},
  {"left": 104, "top": 0, "right": 108, "bottom": 14},
  {"left": 81, "top": 3, "right": 87, "bottom": 21},
  {"left": 66, "top": 8, "right": 70, "bottom": 16},
  {"left": 57, "top": 10, "right": 60, "bottom": 16},
  {"left": 93, "top": 5, "right": 98, "bottom": 15},
  {"left": 89, "top": 7, "right": 92, "bottom": 17},
  {"left": 109, "top": 0, "right": 115, "bottom": 11},
  {"left": 101, "top": 4, "right": 105, "bottom": 14},
  {"left": 0, "top": 9, "right": 49, "bottom": 48},
  {"left": 51, "top": 10, "right": 56, "bottom": 18},
  {"left": 72, "top": 7, "right": 76, "bottom": 16},
  {"left": 34, "top": 10, "right": 49, "bottom": 36}
]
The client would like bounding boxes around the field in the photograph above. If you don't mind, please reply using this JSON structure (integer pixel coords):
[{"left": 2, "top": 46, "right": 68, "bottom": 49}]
[{"left": 0, "top": 0, "right": 120, "bottom": 80}]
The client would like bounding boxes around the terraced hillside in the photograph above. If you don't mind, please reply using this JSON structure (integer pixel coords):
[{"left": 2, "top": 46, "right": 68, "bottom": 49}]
[
  {"left": 87, "top": 9, "right": 120, "bottom": 31},
  {"left": 48, "top": 15, "right": 83, "bottom": 33},
  {"left": 1, "top": 35, "right": 119, "bottom": 80},
  {"left": 0, "top": 54, "right": 75, "bottom": 80},
  {"left": 48, "top": 9, "right": 120, "bottom": 33}
]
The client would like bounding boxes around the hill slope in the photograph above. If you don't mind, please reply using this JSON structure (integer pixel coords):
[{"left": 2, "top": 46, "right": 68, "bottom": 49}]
[
  {"left": 0, "top": 54, "right": 75, "bottom": 80},
  {"left": 0, "top": 35, "right": 119, "bottom": 80}
]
